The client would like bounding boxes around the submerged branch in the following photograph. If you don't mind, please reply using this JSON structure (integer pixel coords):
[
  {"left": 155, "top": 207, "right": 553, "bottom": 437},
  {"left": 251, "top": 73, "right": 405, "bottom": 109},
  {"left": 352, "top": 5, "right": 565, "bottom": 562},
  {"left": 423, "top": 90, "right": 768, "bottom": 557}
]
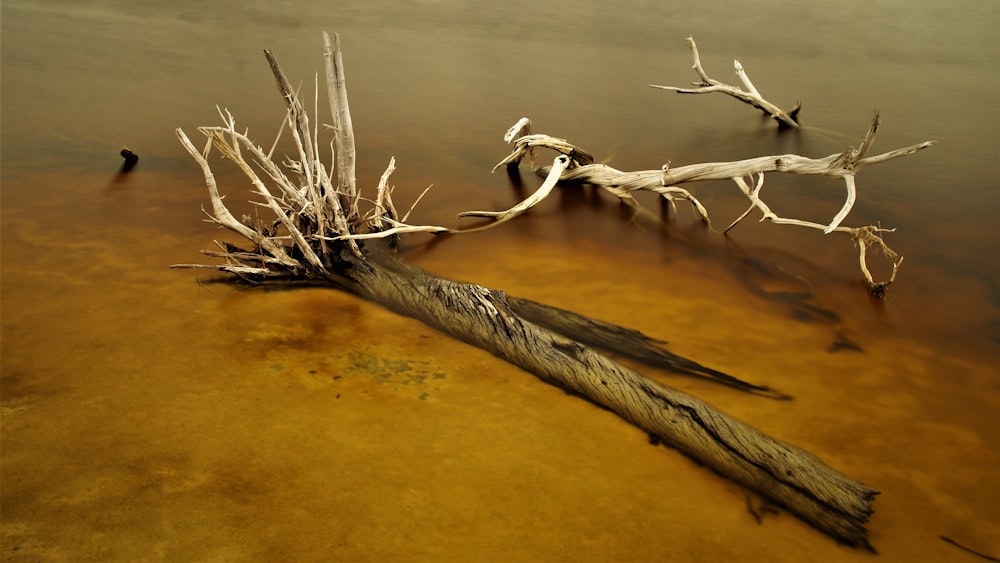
[
  {"left": 362, "top": 247, "right": 876, "bottom": 548},
  {"left": 650, "top": 36, "right": 801, "bottom": 129},
  {"left": 489, "top": 112, "right": 930, "bottom": 297}
]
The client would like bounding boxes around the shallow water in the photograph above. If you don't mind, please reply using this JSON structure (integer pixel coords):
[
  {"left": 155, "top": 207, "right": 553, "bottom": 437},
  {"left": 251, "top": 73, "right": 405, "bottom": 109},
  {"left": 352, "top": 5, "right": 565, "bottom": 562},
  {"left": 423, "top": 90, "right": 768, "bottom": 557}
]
[{"left": 2, "top": 1, "right": 998, "bottom": 561}]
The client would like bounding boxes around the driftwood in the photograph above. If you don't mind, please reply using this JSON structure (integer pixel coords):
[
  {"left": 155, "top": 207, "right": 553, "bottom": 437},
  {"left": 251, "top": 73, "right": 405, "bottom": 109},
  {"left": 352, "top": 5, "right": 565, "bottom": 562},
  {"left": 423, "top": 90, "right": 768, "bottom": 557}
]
[
  {"left": 173, "top": 33, "right": 886, "bottom": 548},
  {"left": 484, "top": 115, "right": 929, "bottom": 297},
  {"left": 650, "top": 36, "right": 802, "bottom": 129}
]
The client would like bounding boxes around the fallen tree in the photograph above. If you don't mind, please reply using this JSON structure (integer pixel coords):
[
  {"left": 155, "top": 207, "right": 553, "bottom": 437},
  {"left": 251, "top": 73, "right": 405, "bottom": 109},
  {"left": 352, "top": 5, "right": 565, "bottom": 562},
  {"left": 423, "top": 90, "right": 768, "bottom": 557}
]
[{"left": 172, "top": 33, "right": 933, "bottom": 549}]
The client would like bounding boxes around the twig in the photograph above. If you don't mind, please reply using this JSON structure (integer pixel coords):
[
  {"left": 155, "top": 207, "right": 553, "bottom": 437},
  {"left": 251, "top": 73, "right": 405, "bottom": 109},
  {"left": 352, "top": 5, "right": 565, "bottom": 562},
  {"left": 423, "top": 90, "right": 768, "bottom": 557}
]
[
  {"left": 491, "top": 133, "right": 594, "bottom": 173},
  {"left": 940, "top": 536, "right": 1000, "bottom": 562},
  {"left": 323, "top": 32, "right": 360, "bottom": 222}
]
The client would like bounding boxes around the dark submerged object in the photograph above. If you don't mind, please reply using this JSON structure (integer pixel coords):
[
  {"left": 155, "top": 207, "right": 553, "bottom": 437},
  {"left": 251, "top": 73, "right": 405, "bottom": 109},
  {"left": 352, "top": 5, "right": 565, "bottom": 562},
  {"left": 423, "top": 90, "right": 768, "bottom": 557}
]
[{"left": 120, "top": 148, "right": 139, "bottom": 173}]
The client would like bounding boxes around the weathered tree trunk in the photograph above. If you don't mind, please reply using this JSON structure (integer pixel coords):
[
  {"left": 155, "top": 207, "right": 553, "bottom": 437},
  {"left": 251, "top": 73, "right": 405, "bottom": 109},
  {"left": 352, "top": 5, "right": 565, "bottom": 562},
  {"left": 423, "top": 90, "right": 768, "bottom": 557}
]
[
  {"left": 505, "top": 296, "right": 790, "bottom": 399},
  {"left": 305, "top": 243, "right": 877, "bottom": 549}
]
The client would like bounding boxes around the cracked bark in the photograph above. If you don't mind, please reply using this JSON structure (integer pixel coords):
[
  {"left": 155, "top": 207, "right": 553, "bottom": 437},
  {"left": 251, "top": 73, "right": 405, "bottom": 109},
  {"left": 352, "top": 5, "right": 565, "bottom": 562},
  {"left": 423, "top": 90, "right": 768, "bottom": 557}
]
[{"left": 344, "top": 244, "right": 877, "bottom": 549}]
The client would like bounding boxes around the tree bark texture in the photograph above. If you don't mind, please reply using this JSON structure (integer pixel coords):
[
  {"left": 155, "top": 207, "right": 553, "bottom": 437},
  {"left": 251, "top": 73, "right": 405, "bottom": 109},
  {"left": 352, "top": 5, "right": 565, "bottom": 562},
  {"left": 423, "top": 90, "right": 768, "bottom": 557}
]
[{"left": 338, "top": 245, "right": 878, "bottom": 549}]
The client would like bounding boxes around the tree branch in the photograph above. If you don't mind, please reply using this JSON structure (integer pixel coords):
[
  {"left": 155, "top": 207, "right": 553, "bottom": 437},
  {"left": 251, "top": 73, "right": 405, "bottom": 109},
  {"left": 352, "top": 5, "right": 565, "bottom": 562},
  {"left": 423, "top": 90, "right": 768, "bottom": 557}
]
[
  {"left": 485, "top": 113, "right": 931, "bottom": 296},
  {"left": 650, "top": 36, "right": 801, "bottom": 129}
]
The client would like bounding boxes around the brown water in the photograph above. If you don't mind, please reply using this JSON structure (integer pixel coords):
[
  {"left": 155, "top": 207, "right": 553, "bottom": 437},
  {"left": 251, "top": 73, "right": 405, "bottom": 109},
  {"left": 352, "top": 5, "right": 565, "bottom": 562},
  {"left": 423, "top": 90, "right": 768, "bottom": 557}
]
[{"left": 2, "top": 1, "right": 998, "bottom": 561}]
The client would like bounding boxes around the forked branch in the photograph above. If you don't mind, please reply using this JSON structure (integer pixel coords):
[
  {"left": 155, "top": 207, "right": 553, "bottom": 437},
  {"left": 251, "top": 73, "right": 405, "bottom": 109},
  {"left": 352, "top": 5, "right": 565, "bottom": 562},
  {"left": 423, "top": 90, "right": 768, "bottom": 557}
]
[
  {"left": 173, "top": 33, "right": 456, "bottom": 278},
  {"left": 483, "top": 113, "right": 932, "bottom": 297},
  {"left": 650, "top": 36, "right": 802, "bottom": 129}
]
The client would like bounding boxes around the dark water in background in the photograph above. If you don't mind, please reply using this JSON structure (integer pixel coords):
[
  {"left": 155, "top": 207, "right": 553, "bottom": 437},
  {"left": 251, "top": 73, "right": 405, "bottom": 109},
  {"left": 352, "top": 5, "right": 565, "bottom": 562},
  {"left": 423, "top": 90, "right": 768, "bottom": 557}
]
[{"left": 2, "top": 1, "right": 998, "bottom": 561}]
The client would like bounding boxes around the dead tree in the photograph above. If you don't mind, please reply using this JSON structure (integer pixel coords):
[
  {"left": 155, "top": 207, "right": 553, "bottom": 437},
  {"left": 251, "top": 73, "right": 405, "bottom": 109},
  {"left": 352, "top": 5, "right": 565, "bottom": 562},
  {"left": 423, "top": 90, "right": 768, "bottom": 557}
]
[{"left": 169, "top": 33, "right": 937, "bottom": 549}]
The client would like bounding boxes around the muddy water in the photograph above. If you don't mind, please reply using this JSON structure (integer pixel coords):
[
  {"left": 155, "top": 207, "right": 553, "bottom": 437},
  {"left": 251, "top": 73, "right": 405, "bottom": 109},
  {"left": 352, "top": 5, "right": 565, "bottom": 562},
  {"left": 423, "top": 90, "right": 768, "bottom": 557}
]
[{"left": 2, "top": 1, "right": 998, "bottom": 561}]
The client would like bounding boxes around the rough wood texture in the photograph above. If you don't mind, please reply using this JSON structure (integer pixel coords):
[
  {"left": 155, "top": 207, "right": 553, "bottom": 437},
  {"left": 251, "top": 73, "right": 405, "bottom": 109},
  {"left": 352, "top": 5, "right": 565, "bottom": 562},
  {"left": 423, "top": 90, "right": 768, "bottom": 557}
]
[
  {"left": 358, "top": 247, "right": 878, "bottom": 548},
  {"left": 172, "top": 33, "right": 892, "bottom": 548},
  {"left": 507, "top": 297, "right": 790, "bottom": 400}
]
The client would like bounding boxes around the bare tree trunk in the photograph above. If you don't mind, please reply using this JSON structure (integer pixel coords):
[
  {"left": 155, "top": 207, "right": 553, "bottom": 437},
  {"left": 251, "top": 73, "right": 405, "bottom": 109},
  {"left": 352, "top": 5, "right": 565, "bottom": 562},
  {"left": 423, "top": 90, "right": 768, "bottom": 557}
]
[{"left": 325, "top": 244, "right": 876, "bottom": 548}]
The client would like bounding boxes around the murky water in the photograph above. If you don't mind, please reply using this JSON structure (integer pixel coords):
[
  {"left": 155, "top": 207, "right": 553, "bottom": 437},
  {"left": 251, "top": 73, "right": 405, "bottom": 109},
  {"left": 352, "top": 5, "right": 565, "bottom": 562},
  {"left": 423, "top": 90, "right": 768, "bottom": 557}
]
[{"left": 2, "top": 1, "right": 998, "bottom": 561}]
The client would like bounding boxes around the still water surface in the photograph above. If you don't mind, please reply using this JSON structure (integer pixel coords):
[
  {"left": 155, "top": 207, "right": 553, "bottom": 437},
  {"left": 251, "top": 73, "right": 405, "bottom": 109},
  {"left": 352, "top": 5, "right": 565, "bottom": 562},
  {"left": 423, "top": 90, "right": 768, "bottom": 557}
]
[{"left": 2, "top": 1, "right": 998, "bottom": 561}]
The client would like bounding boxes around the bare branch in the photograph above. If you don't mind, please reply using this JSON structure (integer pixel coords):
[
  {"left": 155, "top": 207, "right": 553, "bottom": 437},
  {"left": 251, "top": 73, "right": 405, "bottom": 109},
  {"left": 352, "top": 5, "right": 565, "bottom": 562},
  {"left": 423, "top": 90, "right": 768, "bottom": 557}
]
[
  {"left": 318, "top": 222, "right": 451, "bottom": 241},
  {"left": 504, "top": 117, "right": 532, "bottom": 143},
  {"left": 493, "top": 116, "right": 929, "bottom": 296},
  {"left": 653, "top": 186, "right": 712, "bottom": 226},
  {"left": 264, "top": 50, "right": 317, "bottom": 192},
  {"left": 176, "top": 33, "right": 930, "bottom": 300},
  {"left": 457, "top": 155, "right": 571, "bottom": 232},
  {"left": 323, "top": 32, "right": 359, "bottom": 219},
  {"left": 492, "top": 132, "right": 594, "bottom": 173},
  {"left": 174, "top": 36, "right": 451, "bottom": 278},
  {"left": 650, "top": 36, "right": 801, "bottom": 129},
  {"left": 854, "top": 228, "right": 904, "bottom": 298},
  {"left": 200, "top": 125, "right": 328, "bottom": 273},
  {"left": 174, "top": 128, "right": 302, "bottom": 271},
  {"left": 370, "top": 157, "right": 399, "bottom": 233}
]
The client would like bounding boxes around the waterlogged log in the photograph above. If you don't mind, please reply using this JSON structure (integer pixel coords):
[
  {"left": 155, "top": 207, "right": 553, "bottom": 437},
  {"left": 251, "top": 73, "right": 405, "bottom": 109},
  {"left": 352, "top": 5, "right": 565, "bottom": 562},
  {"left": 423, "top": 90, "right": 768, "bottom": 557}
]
[
  {"left": 354, "top": 245, "right": 878, "bottom": 548},
  {"left": 507, "top": 296, "right": 790, "bottom": 400}
]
